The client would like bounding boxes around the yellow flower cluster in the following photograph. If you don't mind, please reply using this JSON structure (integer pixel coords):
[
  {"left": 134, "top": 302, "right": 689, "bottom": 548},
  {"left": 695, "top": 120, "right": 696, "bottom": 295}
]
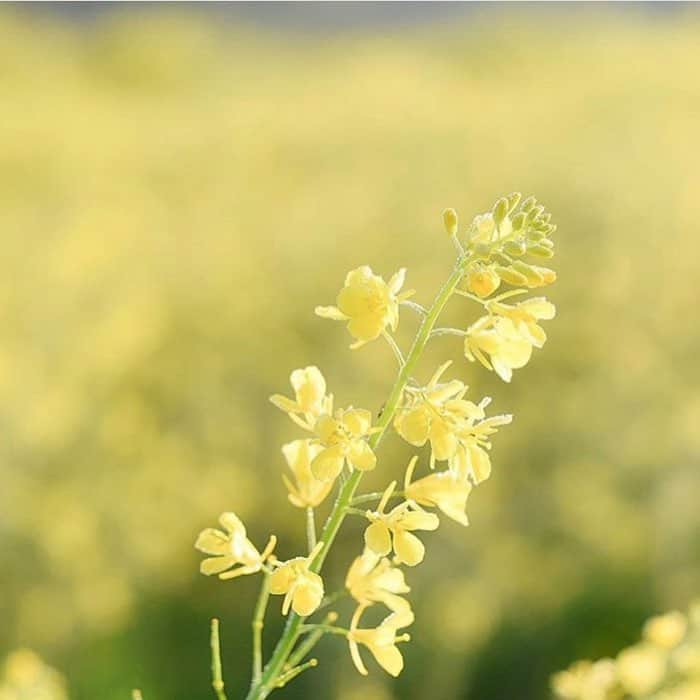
[
  {"left": 552, "top": 602, "right": 700, "bottom": 700},
  {"left": 195, "top": 195, "right": 559, "bottom": 693}
]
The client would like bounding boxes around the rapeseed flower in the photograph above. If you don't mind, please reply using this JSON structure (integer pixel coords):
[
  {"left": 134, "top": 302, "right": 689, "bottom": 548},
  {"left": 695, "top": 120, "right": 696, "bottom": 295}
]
[
  {"left": 347, "top": 606, "right": 412, "bottom": 677},
  {"left": 487, "top": 296, "right": 556, "bottom": 349},
  {"left": 269, "top": 541, "right": 325, "bottom": 617},
  {"left": 464, "top": 315, "right": 534, "bottom": 382},
  {"left": 315, "top": 266, "right": 414, "bottom": 348},
  {"left": 311, "top": 407, "right": 376, "bottom": 481},
  {"left": 270, "top": 365, "right": 331, "bottom": 429},
  {"left": 394, "top": 363, "right": 511, "bottom": 481},
  {"left": 364, "top": 482, "right": 439, "bottom": 566},
  {"left": 464, "top": 263, "right": 501, "bottom": 298},
  {"left": 643, "top": 611, "right": 687, "bottom": 649},
  {"left": 281, "top": 439, "right": 333, "bottom": 508},
  {"left": 403, "top": 457, "right": 472, "bottom": 526},
  {"left": 345, "top": 549, "right": 412, "bottom": 616},
  {"left": 195, "top": 512, "right": 276, "bottom": 580}
]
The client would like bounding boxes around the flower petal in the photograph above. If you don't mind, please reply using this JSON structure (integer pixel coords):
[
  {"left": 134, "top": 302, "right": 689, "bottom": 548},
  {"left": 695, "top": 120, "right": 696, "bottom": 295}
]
[{"left": 365, "top": 521, "right": 392, "bottom": 556}]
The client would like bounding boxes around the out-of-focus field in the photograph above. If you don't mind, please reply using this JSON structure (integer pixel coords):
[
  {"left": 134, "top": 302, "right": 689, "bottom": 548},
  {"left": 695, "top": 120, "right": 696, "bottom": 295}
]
[{"left": 1, "top": 7, "right": 699, "bottom": 699}]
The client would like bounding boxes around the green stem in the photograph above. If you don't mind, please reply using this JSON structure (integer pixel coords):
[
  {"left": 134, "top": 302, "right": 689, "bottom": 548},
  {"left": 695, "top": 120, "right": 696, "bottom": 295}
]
[
  {"left": 210, "top": 618, "right": 228, "bottom": 700},
  {"left": 350, "top": 490, "right": 404, "bottom": 506},
  {"left": 251, "top": 574, "right": 271, "bottom": 687},
  {"left": 246, "top": 256, "right": 468, "bottom": 699},
  {"left": 305, "top": 507, "right": 316, "bottom": 553}
]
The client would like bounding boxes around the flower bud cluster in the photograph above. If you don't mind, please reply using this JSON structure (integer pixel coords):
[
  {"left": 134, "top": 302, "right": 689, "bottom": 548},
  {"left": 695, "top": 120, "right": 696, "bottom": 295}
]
[{"left": 194, "top": 194, "right": 560, "bottom": 694}]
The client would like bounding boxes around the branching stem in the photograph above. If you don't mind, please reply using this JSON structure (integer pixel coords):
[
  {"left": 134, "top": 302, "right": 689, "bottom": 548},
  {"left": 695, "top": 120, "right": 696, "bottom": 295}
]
[{"left": 245, "top": 254, "right": 469, "bottom": 699}]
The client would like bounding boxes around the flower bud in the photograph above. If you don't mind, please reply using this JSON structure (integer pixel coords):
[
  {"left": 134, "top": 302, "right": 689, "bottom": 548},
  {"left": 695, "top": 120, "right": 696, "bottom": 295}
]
[
  {"left": 512, "top": 261, "right": 544, "bottom": 286},
  {"left": 507, "top": 192, "right": 522, "bottom": 212},
  {"left": 465, "top": 265, "right": 501, "bottom": 298},
  {"left": 520, "top": 195, "right": 536, "bottom": 212},
  {"left": 494, "top": 265, "right": 528, "bottom": 286},
  {"left": 492, "top": 198, "right": 509, "bottom": 227},
  {"left": 528, "top": 244, "right": 554, "bottom": 259},
  {"left": 503, "top": 239, "right": 526, "bottom": 257},
  {"left": 442, "top": 208, "right": 458, "bottom": 236}
]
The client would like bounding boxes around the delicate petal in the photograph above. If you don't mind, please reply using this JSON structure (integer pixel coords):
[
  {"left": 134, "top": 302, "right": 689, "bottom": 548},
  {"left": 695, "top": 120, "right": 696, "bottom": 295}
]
[
  {"left": 388, "top": 268, "right": 406, "bottom": 295},
  {"left": 393, "top": 530, "right": 425, "bottom": 567},
  {"left": 348, "top": 439, "right": 376, "bottom": 471},
  {"left": 292, "top": 573, "right": 324, "bottom": 616},
  {"left": 347, "top": 314, "right": 385, "bottom": 342},
  {"left": 365, "top": 521, "right": 392, "bottom": 556},
  {"left": 311, "top": 444, "right": 346, "bottom": 482},
  {"left": 342, "top": 409, "right": 372, "bottom": 437},
  {"left": 468, "top": 444, "right": 492, "bottom": 484},
  {"left": 269, "top": 565, "right": 295, "bottom": 594},
  {"left": 315, "top": 305, "right": 348, "bottom": 320},
  {"left": 399, "top": 510, "right": 440, "bottom": 532},
  {"left": 395, "top": 406, "right": 430, "bottom": 446},
  {"left": 373, "top": 645, "right": 404, "bottom": 677},
  {"left": 219, "top": 512, "right": 245, "bottom": 536},
  {"left": 195, "top": 528, "right": 230, "bottom": 556},
  {"left": 200, "top": 556, "right": 236, "bottom": 576},
  {"left": 290, "top": 366, "right": 327, "bottom": 414}
]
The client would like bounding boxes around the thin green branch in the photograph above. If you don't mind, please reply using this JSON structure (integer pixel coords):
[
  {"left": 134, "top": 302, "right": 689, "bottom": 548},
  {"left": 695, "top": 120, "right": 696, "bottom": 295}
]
[
  {"left": 430, "top": 327, "right": 468, "bottom": 339},
  {"left": 210, "top": 618, "right": 228, "bottom": 700},
  {"left": 305, "top": 507, "right": 317, "bottom": 553},
  {"left": 299, "top": 623, "right": 348, "bottom": 636},
  {"left": 252, "top": 574, "right": 271, "bottom": 686},
  {"left": 350, "top": 490, "right": 404, "bottom": 506},
  {"left": 286, "top": 611, "right": 339, "bottom": 669},
  {"left": 401, "top": 300, "right": 427, "bottom": 316},
  {"left": 382, "top": 330, "right": 406, "bottom": 369},
  {"left": 274, "top": 659, "right": 318, "bottom": 689}
]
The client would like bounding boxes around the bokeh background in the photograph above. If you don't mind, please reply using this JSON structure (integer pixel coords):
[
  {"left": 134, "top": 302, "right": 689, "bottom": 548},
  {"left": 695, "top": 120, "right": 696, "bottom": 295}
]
[{"left": 1, "top": 3, "right": 699, "bottom": 699}]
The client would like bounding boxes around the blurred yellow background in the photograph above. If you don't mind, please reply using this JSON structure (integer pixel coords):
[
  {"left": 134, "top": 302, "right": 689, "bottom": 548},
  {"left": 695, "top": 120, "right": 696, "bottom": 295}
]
[{"left": 1, "top": 4, "right": 699, "bottom": 699}]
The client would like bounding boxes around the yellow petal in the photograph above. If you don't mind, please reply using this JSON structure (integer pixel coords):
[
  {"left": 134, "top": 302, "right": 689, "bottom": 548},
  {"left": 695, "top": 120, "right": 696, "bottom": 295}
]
[
  {"left": 372, "top": 644, "right": 404, "bottom": 677},
  {"left": 428, "top": 419, "right": 458, "bottom": 461},
  {"left": 292, "top": 573, "right": 324, "bottom": 616},
  {"left": 195, "top": 528, "right": 230, "bottom": 556},
  {"left": 393, "top": 530, "right": 425, "bottom": 567},
  {"left": 468, "top": 444, "right": 492, "bottom": 484},
  {"left": 347, "top": 314, "right": 385, "bottom": 342},
  {"left": 200, "top": 556, "right": 235, "bottom": 576},
  {"left": 269, "top": 565, "right": 294, "bottom": 594},
  {"left": 291, "top": 366, "right": 326, "bottom": 414},
  {"left": 399, "top": 510, "right": 440, "bottom": 532},
  {"left": 365, "top": 521, "right": 392, "bottom": 556},
  {"left": 219, "top": 512, "right": 245, "bottom": 536},
  {"left": 311, "top": 444, "right": 346, "bottom": 482},
  {"left": 342, "top": 409, "right": 372, "bottom": 437},
  {"left": 315, "top": 305, "right": 347, "bottom": 321},
  {"left": 348, "top": 440, "right": 376, "bottom": 471},
  {"left": 395, "top": 406, "right": 430, "bottom": 446}
]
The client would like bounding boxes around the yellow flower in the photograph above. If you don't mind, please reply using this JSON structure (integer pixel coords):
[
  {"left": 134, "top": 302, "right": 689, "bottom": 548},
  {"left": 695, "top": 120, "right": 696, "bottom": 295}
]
[
  {"left": 464, "top": 263, "right": 501, "bottom": 298},
  {"left": 464, "top": 316, "right": 534, "bottom": 382},
  {"left": 487, "top": 296, "right": 556, "bottom": 349},
  {"left": 269, "top": 541, "right": 325, "bottom": 617},
  {"left": 403, "top": 457, "right": 472, "bottom": 526},
  {"left": 345, "top": 549, "right": 412, "bottom": 616},
  {"left": 394, "top": 362, "right": 512, "bottom": 481},
  {"left": 347, "top": 606, "right": 412, "bottom": 677},
  {"left": 315, "top": 266, "right": 414, "bottom": 348},
  {"left": 616, "top": 643, "right": 667, "bottom": 697},
  {"left": 643, "top": 611, "right": 687, "bottom": 649},
  {"left": 281, "top": 439, "right": 334, "bottom": 508},
  {"left": 364, "top": 482, "right": 439, "bottom": 566},
  {"left": 270, "top": 365, "right": 331, "bottom": 428},
  {"left": 551, "top": 659, "right": 618, "bottom": 700},
  {"left": 311, "top": 407, "right": 376, "bottom": 481},
  {"left": 195, "top": 512, "right": 276, "bottom": 580}
]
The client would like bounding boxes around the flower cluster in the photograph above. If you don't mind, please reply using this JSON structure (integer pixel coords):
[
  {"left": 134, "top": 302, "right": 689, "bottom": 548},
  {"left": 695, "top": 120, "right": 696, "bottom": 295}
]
[
  {"left": 195, "top": 194, "right": 559, "bottom": 696},
  {"left": 552, "top": 602, "right": 700, "bottom": 700}
]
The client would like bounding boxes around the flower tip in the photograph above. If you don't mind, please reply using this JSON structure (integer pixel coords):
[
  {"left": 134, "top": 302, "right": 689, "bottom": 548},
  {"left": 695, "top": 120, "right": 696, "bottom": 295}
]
[{"left": 443, "top": 208, "right": 458, "bottom": 236}]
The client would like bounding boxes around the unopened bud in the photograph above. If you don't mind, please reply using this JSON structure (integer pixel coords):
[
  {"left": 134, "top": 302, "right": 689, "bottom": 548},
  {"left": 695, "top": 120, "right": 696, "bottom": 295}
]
[
  {"left": 528, "top": 244, "right": 554, "bottom": 258},
  {"left": 443, "top": 208, "right": 459, "bottom": 236},
  {"left": 494, "top": 265, "right": 528, "bottom": 286},
  {"left": 512, "top": 261, "right": 544, "bottom": 286},
  {"left": 507, "top": 192, "right": 522, "bottom": 213},
  {"left": 503, "top": 239, "right": 526, "bottom": 257},
  {"left": 532, "top": 265, "right": 557, "bottom": 285},
  {"left": 465, "top": 265, "right": 501, "bottom": 298},
  {"left": 492, "top": 198, "right": 509, "bottom": 227},
  {"left": 520, "top": 195, "right": 536, "bottom": 213},
  {"left": 511, "top": 212, "right": 526, "bottom": 232}
]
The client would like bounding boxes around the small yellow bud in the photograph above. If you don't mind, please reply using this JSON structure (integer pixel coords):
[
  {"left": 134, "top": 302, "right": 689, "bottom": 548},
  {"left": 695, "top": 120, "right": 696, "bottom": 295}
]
[
  {"left": 512, "top": 261, "right": 544, "bottom": 286},
  {"left": 503, "top": 239, "right": 526, "bottom": 257},
  {"left": 442, "top": 208, "right": 458, "bottom": 236},
  {"left": 494, "top": 265, "right": 528, "bottom": 286},
  {"left": 492, "top": 198, "right": 509, "bottom": 226},
  {"left": 528, "top": 244, "right": 554, "bottom": 258},
  {"left": 520, "top": 195, "right": 536, "bottom": 212},
  {"left": 507, "top": 192, "right": 522, "bottom": 212},
  {"left": 465, "top": 265, "right": 501, "bottom": 298}
]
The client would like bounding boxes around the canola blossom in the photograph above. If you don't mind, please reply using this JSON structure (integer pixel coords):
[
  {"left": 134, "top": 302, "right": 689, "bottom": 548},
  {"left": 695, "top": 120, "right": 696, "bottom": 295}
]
[
  {"left": 196, "top": 194, "right": 559, "bottom": 696},
  {"left": 552, "top": 602, "right": 700, "bottom": 700}
]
